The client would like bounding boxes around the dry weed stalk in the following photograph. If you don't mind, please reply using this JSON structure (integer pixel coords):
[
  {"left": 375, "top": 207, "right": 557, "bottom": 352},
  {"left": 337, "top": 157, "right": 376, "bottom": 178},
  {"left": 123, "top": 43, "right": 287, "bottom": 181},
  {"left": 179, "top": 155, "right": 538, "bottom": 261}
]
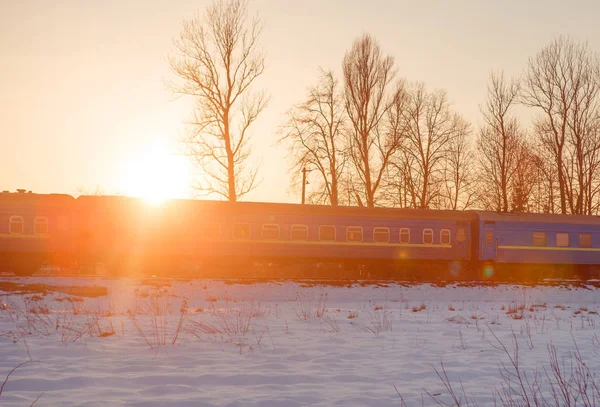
[
  {"left": 488, "top": 326, "right": 541, "bottom": 406},
  {"left": 451, "top": 326, "right": 467, "bottom": 351},
  {"left": 351, "top": 303, "right": 393, "bottom": 337},
  {"left": 127, "top": 290, "right": 188, "bottom": 350},
  {"left": 186, "top": 301, "right": 261, "bottom": 342},
  {"left": 295, "top": 291, "right": 328, "bottom": 321},
  {"left": 0, "top": 361, "right": 43, "bottom": 406},
  {"left": 1, "top": 300, "right": 33, "bottom": 359},
  {"left": 422, "top": 326, "right": 600, "bottom": 406},
  {"left": 321, "top": 314, "right": 341, "bottom": 334},
  {"left": 424, "top": 361, "right": 474, "bottom": 407}
]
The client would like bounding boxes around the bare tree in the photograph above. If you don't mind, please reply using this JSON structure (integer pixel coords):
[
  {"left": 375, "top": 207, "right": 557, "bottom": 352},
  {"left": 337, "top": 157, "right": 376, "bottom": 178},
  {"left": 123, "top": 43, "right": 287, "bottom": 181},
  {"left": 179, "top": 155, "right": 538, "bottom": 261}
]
[
  {"left": 522, "top": 36, "right": 600, "bottom": 214},
  {"left": 441, "top": 121, "right": 476, "bottom": 210},
  {"left": 510, "top": 141, "right": 544, "bottom": 212},
  {"left": 527, "top": 146, "right": 558, "bottom": 213},
  {"left": 477, "top": 72, "right": 524, "bottom": 212},
  {"left": 343, "top": 34, "right": 405, "bottom": 207},
  {"left": 279, "top": 70, "right": 347, "bottom": 205},
  {"left": 169, "top": 0, "right": 268, "bottom": 202},
  {"left": 381, "top": 149, "right": 416, "bottom": 208},
  {"left": 399, "top": 84, "right": 468, "bottom": 209}
]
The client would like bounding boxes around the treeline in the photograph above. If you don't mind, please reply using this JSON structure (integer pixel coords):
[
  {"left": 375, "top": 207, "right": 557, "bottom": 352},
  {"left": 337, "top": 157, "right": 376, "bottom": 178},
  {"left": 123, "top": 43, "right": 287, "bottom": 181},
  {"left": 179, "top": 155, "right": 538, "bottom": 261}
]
[
  {"left": 170, "top": 0, "right": 600, "bottom": 215},
  {"left": 280, "top": 34, "right": 600, "bottom": 215}
]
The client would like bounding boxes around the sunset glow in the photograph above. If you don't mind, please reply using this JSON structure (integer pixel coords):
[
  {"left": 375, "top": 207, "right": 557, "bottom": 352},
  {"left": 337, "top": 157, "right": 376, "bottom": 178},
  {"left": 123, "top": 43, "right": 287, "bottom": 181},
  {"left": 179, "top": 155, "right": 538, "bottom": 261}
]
[
  {"left": 121, "top": 140, "right": 189, "bottom": 204},
  {"left": 3, "top": 2, "right": 600, "bottom": 406}
]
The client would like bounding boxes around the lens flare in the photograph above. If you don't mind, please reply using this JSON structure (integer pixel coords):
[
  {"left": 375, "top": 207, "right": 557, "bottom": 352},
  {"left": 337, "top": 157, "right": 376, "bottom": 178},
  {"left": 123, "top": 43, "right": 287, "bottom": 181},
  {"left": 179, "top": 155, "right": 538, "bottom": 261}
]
[
  {"left": 483, "top": 263, "right": 494, "bottom": 279},
  {"left": 449, "top": 261, "right": 461, "bottom": 278},
  {"left": 396, "top": 250, "right": 408, "bottom": 259}
]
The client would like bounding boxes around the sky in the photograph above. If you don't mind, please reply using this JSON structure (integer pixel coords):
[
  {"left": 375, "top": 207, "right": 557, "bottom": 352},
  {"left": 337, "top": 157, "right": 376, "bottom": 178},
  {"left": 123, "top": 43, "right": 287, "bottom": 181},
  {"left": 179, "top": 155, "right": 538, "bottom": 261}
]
[{"left": 1, "top": 0, "right": 600, "bottom": 204}]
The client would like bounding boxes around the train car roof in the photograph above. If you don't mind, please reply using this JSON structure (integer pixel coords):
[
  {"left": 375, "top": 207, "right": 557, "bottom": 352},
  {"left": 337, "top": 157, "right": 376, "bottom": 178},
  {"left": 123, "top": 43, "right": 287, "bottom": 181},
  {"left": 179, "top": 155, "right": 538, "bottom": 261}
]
[
  {"left": 0, "top": 191, "right": 75, "bottom": 205},
  {"left": 474, "top": 211, "right": 600, "bottom": 225},
  {"left": 76, "top": 195, "right": 476, "bottom": 221}
]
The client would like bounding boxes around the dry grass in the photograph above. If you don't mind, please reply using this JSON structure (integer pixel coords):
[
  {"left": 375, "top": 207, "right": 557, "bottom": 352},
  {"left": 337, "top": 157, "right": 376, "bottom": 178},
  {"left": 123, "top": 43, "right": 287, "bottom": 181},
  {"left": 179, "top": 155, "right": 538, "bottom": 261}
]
[
  {"left": 295, "top": 291, "right": 328, "bottom": 321},
  {"left": 127, "top": 290, "right": 188, "bottom": 350},
  {"left": 506, "top": 303, "right": 526, "bottom": 320},
  {"left": 412, "top": 304, "right": 427, "bottom": 313},
  {"left": 321, "top": 314, "right": 341, "bottom": 334},
  {"left": 59, "top": 310, "right": 116, "bottom": 343},
  {"left": 186, "top": 301, "right": 263, "bottom": 343},
  {"left": 351, "top": 303, "right": 393, "bottom": 337},
  {"left": 446, "top": 315, "right": 469, "bottom": 325},
  {"left": 400, "top": 328, "right": 600, "bottom": 407}
]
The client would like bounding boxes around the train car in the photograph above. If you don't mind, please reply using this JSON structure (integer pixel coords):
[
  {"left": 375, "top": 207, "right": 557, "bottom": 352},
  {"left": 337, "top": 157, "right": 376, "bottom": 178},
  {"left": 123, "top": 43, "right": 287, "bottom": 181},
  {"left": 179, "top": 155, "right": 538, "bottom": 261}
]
[
  {"left": 75, "top": 195, "right": 171, "bottom": 274},
  {"left": 0, "top": 190, "right": 76, "bottom": 275},
  {"left": 185, "top": 201, "right": 478, "bottom": 279},
  {"left": 74, "top": 195, "right": 239, "bottom": 275},
  {"left": 75, "top": 195, "right": 477, "bottom": 278},
  {"left": 474, "top": 211, "right": 600, "bottom": 279},
  {"left": 12, "top": 189, "right": 600, "bottom": 281}
]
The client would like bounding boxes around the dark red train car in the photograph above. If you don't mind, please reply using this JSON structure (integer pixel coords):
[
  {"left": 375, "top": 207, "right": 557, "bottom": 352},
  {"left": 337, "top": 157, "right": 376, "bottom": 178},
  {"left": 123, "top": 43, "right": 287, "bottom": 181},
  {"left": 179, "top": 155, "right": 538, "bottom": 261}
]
[{"left": 0, "top": 190, "right": 76, "bottom": 275}]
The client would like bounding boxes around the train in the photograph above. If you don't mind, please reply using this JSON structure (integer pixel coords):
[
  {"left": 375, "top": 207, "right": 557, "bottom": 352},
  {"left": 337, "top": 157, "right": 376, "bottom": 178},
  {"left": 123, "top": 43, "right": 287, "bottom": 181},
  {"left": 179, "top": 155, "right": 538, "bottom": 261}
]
[{"left": 2, "top": 189, "right": 600, "bottom": 281}]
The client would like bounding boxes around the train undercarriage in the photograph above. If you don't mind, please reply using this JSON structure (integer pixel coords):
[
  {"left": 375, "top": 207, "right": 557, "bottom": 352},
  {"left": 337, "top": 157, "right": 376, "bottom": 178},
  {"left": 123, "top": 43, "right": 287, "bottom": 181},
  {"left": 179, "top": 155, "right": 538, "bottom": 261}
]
[
  {"left": 25, "top": 255, "right": 600, "bottom": 283},
  {"left": 3, "top": 252, "right": 600, "bottom": 283}
]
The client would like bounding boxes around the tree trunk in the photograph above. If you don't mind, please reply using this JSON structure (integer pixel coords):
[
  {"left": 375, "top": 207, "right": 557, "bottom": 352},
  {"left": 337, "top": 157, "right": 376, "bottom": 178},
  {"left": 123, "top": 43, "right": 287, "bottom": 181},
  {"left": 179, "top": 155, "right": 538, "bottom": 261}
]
[{"left": 223, "top": 110, "right": 237, "bottom": 202}]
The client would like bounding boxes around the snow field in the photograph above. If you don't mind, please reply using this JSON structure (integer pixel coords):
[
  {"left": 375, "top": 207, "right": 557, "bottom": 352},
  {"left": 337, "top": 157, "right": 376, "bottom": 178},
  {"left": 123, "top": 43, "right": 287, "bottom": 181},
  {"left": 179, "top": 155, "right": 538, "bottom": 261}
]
[{"left": 1, "top": 277, "right": 600, "bottom": 406}]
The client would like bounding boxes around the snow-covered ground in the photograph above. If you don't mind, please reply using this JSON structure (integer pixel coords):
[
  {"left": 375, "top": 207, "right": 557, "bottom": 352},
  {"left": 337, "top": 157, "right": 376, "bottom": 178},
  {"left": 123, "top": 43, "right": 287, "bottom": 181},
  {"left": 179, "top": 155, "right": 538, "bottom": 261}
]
[{"left": 2, "top": 277, "right": 600, "bottom": 406}]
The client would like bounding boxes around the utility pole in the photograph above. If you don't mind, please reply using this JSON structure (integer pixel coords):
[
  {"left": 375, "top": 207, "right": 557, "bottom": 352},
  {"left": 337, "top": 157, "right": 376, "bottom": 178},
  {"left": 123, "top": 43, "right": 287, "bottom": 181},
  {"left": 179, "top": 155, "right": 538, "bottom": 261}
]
[{"left": 301, "top": 167, "right": 307, "bottom": 204}]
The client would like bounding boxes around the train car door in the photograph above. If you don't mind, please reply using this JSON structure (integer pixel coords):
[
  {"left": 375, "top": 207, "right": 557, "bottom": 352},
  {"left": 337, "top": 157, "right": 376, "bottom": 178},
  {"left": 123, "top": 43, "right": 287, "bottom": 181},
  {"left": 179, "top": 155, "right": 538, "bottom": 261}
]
[
  {"left": 454, "top": 221, "right": 469, "bottom": 260},
  {"left": 481, "top": 222, "right": 496, "bottom": 261}
]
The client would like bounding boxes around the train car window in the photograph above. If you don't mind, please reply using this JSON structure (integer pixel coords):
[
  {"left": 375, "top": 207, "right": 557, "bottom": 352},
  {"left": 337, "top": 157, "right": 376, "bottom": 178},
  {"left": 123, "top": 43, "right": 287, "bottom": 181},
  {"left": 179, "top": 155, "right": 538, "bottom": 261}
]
[
  {"left": 262, "top": 224, "right": 280, "bottom": 240},
  {"left": 579, "top": 233, "right": 592, "bottom": 248},
  {"left": 532, "top": 232, "right": 546, "bottom": 247},
  {"left": 34, "top": 217, "right": 48, "bottom": 235},
  {"left": 556, "top": 232, "right": 569, "bottom": 247},
  {"left": 456, "top": 228, "right": 466, "bottom": 243},
  {"left": 319, "top": 225, "right": 336, "bottom": 241},
  {"left": 400, "top": 228, "right": 410, "bottom": 244},
  {"left": 440, "top": 229, "right": 451, "bottom": 245},
  {"left": 423, "top": 229, "right": 433, "bottom": 244},
  {"left": 200, "top": 223, "right": 221, "bottom": 239},
  {"left": 346, "top": 226, "right": 363, "bottom": 242},
  {"left": 290, "top": 225, "right": 308, "bottom": 241},
  {"left": 373, "top": 227, "right": 390, "bottom": 243},
  {"left": 485, "top": 231, "right": 493, "bottom": 246},
  {"left": 9, "top": 216, "right": 24, "bottom": 234},
  {"left": 233, "top": 223, "right": 250, "bottom": 239}
]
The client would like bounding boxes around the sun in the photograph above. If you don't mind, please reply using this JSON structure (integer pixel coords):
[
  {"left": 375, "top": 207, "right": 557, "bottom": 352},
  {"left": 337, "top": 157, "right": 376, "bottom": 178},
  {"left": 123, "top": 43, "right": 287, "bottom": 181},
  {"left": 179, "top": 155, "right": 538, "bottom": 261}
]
[{"left": 122, "top": 140, "right": 190, "bottom": 204}]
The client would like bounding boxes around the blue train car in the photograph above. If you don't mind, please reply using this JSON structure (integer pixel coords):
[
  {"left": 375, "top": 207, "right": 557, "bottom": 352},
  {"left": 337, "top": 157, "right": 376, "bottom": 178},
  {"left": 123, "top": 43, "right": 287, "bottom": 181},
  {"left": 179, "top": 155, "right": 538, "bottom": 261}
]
[
  {"left": 190, "top": 201, "right": 476, "bottom": 264},
  {"left": 0, "top": 190, "right": 76, "bottom": 274},
  {"left": 75, "top": 197, "right": 477, "bottom": 276},
  {"left": 475, "top": 211, "right": 600, "bottom": 266},
  {"left": 167, "top": 201, "right": 478, "bottom": 280}
]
